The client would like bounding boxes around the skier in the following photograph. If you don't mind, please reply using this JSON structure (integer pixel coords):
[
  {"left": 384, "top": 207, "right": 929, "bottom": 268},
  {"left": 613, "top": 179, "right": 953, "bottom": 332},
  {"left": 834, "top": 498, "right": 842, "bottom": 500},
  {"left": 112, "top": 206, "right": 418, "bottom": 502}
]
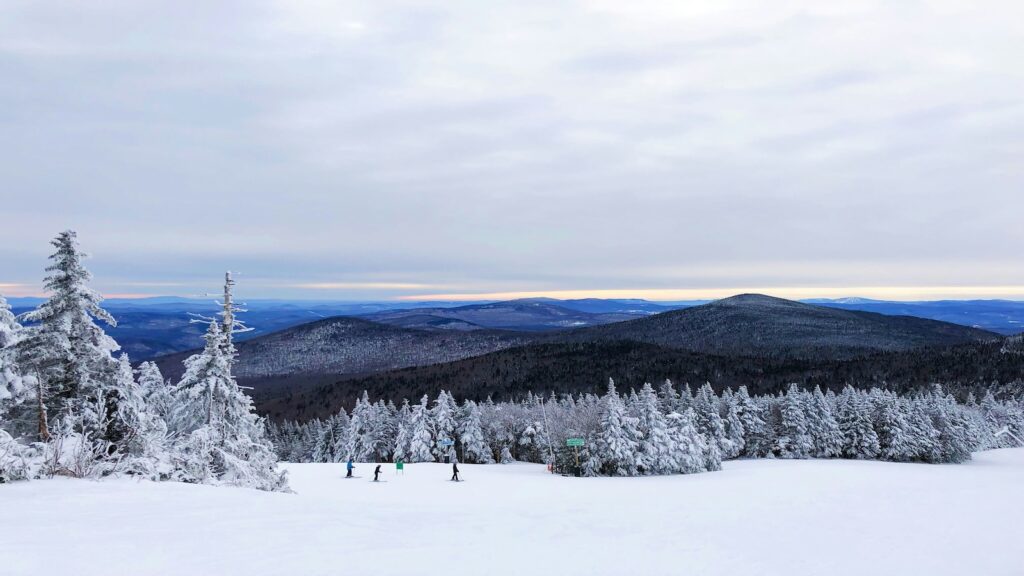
[
  {"left": 451, "top": 461, "right": 460, "bottom": 482},
  {"left": 373, "top": 464, "right": 382, "bottom": 482},
  {"left": 346, "top": 458, "right": 355, "bottom": 478}
]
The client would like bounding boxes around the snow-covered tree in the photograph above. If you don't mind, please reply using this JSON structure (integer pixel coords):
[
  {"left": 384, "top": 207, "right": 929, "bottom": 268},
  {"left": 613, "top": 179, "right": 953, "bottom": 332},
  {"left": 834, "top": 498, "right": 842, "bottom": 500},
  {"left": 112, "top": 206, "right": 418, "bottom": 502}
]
[
  {"left": 0, "top": 295, "right": 31, "bottom": 423},
  {"left": 806, "top": 386, "right": 843, "bottom": 458},
  {"left": 692, "top": 383, "right": 727, "bottom": 455},
  {"left": 348, "top": 391, "right": 375, "bottom": 461},
  {"left": 393, "top": 399, "right": 412, "bottom": 462},
  {"left": 735, "top": 386, "right": 772, "bottom": 458},
  {"left": 430, "top": 391, "right": 458, "bottom": 460},
  {"left": 173, "top": 306, "right": 287, "bottom": 492},
  {"left": 776, "top": 384, "right": 813, "bottom": 459},
  {"left": 836, "top": 386, "right": 880, "bottom": 460},
  {"left": 458, "top": 400, "right": 494, "bottom": 464},
  {"left": 406, "top": 396, "right": 434, "bottom": 463},
  {"left": 636, "top": 383, "right": 671, "bottom": 474},
  {"left": 596, "top": 379, "right": 640, "bottom": 476},
  {"left": 718, "top": 388, "right": 745, "bottom": 459},
  {"left": 16, "top": 231, "right": 120, "bottom": 440}
]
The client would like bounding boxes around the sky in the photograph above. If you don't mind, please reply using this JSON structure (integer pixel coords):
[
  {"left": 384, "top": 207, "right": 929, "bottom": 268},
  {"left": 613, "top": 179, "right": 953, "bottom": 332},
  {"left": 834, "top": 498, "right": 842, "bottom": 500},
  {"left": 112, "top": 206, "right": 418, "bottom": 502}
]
[{"left": 1, "top": 1, "right": 1023, "bottom": 302}]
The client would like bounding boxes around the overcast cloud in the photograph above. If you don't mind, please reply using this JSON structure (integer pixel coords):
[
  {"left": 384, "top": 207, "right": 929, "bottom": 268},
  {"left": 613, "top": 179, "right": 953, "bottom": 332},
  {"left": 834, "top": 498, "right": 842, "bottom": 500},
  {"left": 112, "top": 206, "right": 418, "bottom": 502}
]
[{"left": 1, "top": 0, "right": 1022, "bottom": 300}]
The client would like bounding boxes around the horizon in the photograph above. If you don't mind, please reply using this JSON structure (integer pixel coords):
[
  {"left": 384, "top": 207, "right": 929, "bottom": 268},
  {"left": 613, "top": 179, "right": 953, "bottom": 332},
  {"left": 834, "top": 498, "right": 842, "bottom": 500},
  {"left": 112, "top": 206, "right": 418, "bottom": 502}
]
[{"left": 6, "top": 285, "right": 1024, "bottom": 305}]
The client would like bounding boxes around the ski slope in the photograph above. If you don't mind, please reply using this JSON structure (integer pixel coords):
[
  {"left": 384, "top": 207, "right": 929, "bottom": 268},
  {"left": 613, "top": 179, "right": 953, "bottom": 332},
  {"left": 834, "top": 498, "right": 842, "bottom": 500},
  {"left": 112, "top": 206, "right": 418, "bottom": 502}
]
[{"left": 4, "top": 449, "right": 1024, "bottom": 576}]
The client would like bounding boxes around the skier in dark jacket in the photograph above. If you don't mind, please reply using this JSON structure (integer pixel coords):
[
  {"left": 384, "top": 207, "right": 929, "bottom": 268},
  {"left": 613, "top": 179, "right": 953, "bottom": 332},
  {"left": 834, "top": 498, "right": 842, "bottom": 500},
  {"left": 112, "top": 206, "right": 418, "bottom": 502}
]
[
  {"left": 346, "top": 459, "right": 354, "bottom": 478},
  {"left": 451, "top": 462, "right": 460, "bottom": 481},
  {"left": 373, "top": 464, "right": 382, "bottom": 482}
]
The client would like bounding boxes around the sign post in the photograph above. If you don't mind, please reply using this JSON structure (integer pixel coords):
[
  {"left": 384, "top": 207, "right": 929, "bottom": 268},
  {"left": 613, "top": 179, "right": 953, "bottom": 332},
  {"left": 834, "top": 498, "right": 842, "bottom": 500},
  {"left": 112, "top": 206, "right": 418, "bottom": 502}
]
[
  {"left": 439, "top": 439, "right": 455, "bottom": 463},
  {"left": 566, "top": 438, "right": 585, "bottom": 473}
]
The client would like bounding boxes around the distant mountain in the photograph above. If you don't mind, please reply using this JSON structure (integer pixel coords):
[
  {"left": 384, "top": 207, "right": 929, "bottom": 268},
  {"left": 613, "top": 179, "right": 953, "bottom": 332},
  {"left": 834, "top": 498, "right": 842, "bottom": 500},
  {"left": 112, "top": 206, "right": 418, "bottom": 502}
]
[
  {"left": 552, "top": 294, "right": 999, "bottom": 359},
  {"left": 522, "top": 298, "right": 691, "bottom": 315},
  {"left": 245, "top": 293, "right": 1006, "bottom": 420},
  {"left": 805, "top": 299, "right": 1024, "bottom": 336},
  {"left": 154, "top": 316, "right": 533, "bottom": 391},
  {"left": 362, "top": 299, "right": 650, "bottom": 332}
]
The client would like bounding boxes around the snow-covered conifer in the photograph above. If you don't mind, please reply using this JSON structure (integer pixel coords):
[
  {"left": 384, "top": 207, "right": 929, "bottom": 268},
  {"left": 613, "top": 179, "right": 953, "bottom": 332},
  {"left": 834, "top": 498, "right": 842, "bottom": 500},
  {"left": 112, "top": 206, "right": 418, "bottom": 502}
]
[
  {"left": 458, "top": 400, "right": 494, "bottom": 464},
  {"left": 836, "top": 386, "right": 880, "bottom": 459},
  {"left": 777, "top": 384, "right": 813, "bottom": 459},
  {"left": 406, "top": 396, "right": 434, "bottom": 463},
  {"left": 173, "top": 311, "right": 287, "bottom": 491},
  {"left": 16, "top": 231, "right": 120, "bottom": 440},
  {"left": 596, "top": 379, "right": 640, "bottom": 476}
]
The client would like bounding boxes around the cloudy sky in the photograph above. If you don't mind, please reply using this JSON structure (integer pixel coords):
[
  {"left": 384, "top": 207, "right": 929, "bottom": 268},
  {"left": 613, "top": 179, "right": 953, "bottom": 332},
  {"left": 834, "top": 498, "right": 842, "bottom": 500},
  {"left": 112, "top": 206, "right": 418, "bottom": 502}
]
[{"left": 2, "top": 1, "right": 1022, "bottom": 301}]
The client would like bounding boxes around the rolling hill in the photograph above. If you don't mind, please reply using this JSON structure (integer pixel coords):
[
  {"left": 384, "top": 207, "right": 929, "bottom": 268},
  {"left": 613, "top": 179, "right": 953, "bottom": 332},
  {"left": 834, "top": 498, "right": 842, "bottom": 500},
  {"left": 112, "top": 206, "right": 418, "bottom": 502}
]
[
  {"left": 362, "top": 299, "right": 650, "bottom": 332},
  {"left": 243, "top": 294, "right": 1005, "bottom": 420},
  {"left": 154, "top": 316, "right": 534, "bottom": 388},
  {"left": 552, "top": 294, "right": 998, "bottom": 359}
]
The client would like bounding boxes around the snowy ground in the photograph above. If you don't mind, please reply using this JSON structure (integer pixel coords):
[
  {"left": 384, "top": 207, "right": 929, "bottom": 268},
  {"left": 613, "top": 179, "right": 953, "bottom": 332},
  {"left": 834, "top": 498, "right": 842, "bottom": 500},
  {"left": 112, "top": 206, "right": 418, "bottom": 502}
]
[{"left": 4, "top": 450, "right": 1024, "bottom": 576}]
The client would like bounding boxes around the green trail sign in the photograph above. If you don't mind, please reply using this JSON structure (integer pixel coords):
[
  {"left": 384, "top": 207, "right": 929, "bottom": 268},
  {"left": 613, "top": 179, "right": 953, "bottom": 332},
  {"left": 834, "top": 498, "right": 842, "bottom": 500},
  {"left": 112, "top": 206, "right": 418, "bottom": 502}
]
[{"left": 566, "top": 438, "right": 585, "bottom": 447}]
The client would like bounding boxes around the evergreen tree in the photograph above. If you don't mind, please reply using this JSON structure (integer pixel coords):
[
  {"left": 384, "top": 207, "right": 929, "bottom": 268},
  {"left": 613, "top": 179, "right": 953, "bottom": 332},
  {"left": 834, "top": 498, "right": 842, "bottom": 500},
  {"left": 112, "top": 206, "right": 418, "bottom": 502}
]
[
  {"left": 777, "top": 384, "right": 812, "bottom": 459},
  {"left": 666, "top": 409, "right": 712, "bottom": 473},
  {"left": 347, "top": 391, "right": 374, "bottom": 461},
  {"left": 836, "top": 386, "right": 880, "bottom": 459},
  {"left": 718, "top": 388, "right": 745, "bottom": 459},
  {"left": 735, "top": 386, "right": 772, "bottom": 458},
  {"left": 173, "top": 312, "right": 287, "bottom": 491},
  {"left": 0, "top": 295, "right": 30, "bottom": 423},
  {"left": 16, "top": 231, "right": 120, "bottom": 440},
  {"left": 430, "top": 390, "right": 458, "bottom": 460},
  {"left": 657, "top": 379, "right": 680, "bottom": 414},
  {"left": 406, "top": 396, "right": 434, "bottom": 462},
  {"left": 636, "top": 383, "right": 671, "bottom": 474},
  {"left": 871, "top": 390, "right": 914, "bottom": 462},
  {"left": 806, "top": 386, "right": 843, "bottom": 458},
  {"left": 393, "top": 399, "right": 413, "bottom": 462},
  {"left": 458, "top": 400, "right": 494, "bottom": 464},
  {"left": 596, "top": 379, "right": 640, "bottom": 476},
  {"left": 692, "top": 383, "right": 727, "bottom": 455}
]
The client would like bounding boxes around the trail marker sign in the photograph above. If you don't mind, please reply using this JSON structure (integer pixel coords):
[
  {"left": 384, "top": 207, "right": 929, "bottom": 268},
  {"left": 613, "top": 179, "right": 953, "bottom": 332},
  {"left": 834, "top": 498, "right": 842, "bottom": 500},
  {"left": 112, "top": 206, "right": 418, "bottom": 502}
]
[
  {"left": 439, "top": 439, "right": 455, "bottom": 447},
  {"left": 566, "top": 438, "right": 585, "bottom": 447}
]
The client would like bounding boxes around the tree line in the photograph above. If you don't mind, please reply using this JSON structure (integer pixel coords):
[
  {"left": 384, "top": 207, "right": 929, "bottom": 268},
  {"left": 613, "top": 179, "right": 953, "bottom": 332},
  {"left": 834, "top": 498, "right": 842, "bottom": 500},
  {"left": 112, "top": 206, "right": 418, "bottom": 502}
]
[
  {"left": 0, "top": 231, "right": 287, "bottom": 490},
  {"left": 269, "top": 378, "right": 1024, "bottom": 476}
]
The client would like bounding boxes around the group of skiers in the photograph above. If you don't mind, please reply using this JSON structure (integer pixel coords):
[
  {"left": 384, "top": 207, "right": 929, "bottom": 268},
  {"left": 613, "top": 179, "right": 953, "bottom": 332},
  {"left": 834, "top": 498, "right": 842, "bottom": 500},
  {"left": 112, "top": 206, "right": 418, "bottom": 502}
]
[{"left": 345, "top": 459, "right": 460, "bottom": 482}]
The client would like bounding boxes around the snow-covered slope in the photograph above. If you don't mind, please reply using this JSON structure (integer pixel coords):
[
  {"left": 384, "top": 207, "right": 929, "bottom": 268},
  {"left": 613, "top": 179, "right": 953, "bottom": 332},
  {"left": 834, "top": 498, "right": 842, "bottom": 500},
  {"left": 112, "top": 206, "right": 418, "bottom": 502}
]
[{"left": 4, "top": 450, "right": 1024, "bottom": 576}]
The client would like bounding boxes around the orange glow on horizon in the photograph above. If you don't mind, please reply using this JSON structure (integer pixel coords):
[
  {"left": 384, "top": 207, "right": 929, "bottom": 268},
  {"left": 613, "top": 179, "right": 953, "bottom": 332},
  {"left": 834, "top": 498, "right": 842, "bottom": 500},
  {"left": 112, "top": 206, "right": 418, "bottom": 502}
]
[{"left": 396, "top": 286, "right": 1024, "bottom": 302}]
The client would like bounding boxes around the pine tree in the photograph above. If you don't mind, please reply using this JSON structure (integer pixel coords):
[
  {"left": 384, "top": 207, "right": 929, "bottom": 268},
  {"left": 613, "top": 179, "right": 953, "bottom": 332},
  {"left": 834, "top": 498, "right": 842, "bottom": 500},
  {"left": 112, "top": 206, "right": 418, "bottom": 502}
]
[
  {"left": 666, "top": 409, "right": 712, "bottom": 473},
  {"left": 458, "top": 400, "right": 494, "bottom": 464},
  {"left": 348, "top": 391, "right": 374, "bottom": 461},
  {"left": 16, "top": 231, "right": 120, "bottom": 440},
  {"left": 0, "top": 295, "right": 30, "bottom": 424},
  {"left": 718, "top": 388, "right": 745, "bottom": 459},
  {"left": 735, "top": 386, "right": 772, "bottom": 458},
  {"left": 777, "top": 384, "right": 813, "bottom": 459},
  {"left": 430, "top": 390, "right": 457, "bottom": 460},
  {"left": 597, "top": 379, "right": 640, "bottom": 476},
  {"left": 393, "top": 399, "right": 412, "bottom": 462},
  {"left": 631, "top": 383, "right": 669, "bottom": 474},
  {"left": 406, "top": 396, "right": 434, "bottom": 463},
  {"left": 871, "top": 390, "right": 914, "bottom": 462},
  {"left": 657, "top": 379, "right": 680, "bottom": 414},
  {"left": 925, "top": 385, "right": 974, "bottom": 463},
  {"left": 806, "top": 386, "right": 843, "bottom": 458},
  {"left": 173, "top": 304, "right": 288, "bottom": 492},
  {"left": 136, "top": 361, "right": 174, "bottom": 425},
  {"left": 836, "top": 386, "right": 880, "bottom": 459},
  {"left": 692, "top": 383, "right": 727, "bottom": 455}
]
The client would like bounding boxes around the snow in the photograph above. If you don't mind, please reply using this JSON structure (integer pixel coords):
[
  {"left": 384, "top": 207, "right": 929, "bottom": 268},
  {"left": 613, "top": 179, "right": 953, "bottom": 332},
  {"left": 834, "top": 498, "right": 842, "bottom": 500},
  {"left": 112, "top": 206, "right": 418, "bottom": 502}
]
[{"left": 4, "top": 450, "right": 1024, "bottom": 576}]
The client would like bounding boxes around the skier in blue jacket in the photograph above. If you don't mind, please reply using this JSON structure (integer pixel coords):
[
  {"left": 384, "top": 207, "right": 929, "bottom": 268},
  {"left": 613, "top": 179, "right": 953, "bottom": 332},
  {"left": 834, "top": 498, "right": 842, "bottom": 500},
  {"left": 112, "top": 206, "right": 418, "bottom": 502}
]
[{"left": 346, "top": 459, "right": 355, "bottom": 478}]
